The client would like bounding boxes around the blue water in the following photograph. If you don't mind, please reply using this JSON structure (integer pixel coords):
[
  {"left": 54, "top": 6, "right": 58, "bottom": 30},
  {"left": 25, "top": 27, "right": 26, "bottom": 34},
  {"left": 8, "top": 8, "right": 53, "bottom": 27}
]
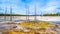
[
  {"left": 44, "top": 21, "right": 60, "bottom": 25},
  {"left": 0, "top": 19, "right": 60, "bottom": 24},
  {"left": 14, "top": 20, "right": 60, "bottom": 24}
]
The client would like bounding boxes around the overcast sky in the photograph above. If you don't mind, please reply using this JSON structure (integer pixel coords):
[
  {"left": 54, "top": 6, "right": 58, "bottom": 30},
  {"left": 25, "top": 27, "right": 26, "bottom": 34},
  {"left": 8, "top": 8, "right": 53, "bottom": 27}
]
[{"left": 0, "top": 0, "right": 60, "bottom": 15}]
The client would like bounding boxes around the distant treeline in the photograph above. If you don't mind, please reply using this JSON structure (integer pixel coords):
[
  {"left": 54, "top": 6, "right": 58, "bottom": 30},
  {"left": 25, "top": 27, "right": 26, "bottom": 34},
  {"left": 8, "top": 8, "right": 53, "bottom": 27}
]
[
  {"left": 0, "top": 14, "right": 38, "bottom": 16},
  {"left": 42, "top": 14, "right": 60, "bottom": 16},
  {"left": 0, "top": 14, "right": 60, "bottom": 16},
  {"left": 0, "top": 14, "right": 22, "bottom": 16}
]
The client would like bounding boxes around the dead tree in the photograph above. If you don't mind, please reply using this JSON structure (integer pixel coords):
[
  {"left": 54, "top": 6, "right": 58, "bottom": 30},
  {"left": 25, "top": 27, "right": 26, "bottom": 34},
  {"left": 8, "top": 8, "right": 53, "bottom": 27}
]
[
  {"left": 10, "top": 7, "right": 12, "bottom": 21},
  {"left": 4, "top": 7, "right": 7, "bottom": 21}
]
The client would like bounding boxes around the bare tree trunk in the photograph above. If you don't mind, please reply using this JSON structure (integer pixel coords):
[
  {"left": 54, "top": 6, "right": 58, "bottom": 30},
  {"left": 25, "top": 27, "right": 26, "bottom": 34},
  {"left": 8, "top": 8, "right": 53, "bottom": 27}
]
[
  {"left": 10, "top": 7, "right": 12, "bottom": 21},
  {"left": 27, "top": 7, "right": 30, "bottom": 22},
  {"left": 25, "top": 4, "right": 27, "bottom": 22},
  {"left": 4, "top": 7, "right": 7, "bottom": 21},
  {"left": 34, "top": 5, "right": 37, "bottom": 23}
]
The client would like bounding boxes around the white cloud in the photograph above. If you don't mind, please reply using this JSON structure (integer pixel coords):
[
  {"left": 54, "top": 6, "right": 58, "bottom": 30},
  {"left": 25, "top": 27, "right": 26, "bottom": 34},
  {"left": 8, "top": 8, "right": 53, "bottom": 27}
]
[
  {"left": 0, "top": 0, "right": 60, "bottom": 15},
  {"left": 39, "top": 0, "right": 60, "bottom": 14}
]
